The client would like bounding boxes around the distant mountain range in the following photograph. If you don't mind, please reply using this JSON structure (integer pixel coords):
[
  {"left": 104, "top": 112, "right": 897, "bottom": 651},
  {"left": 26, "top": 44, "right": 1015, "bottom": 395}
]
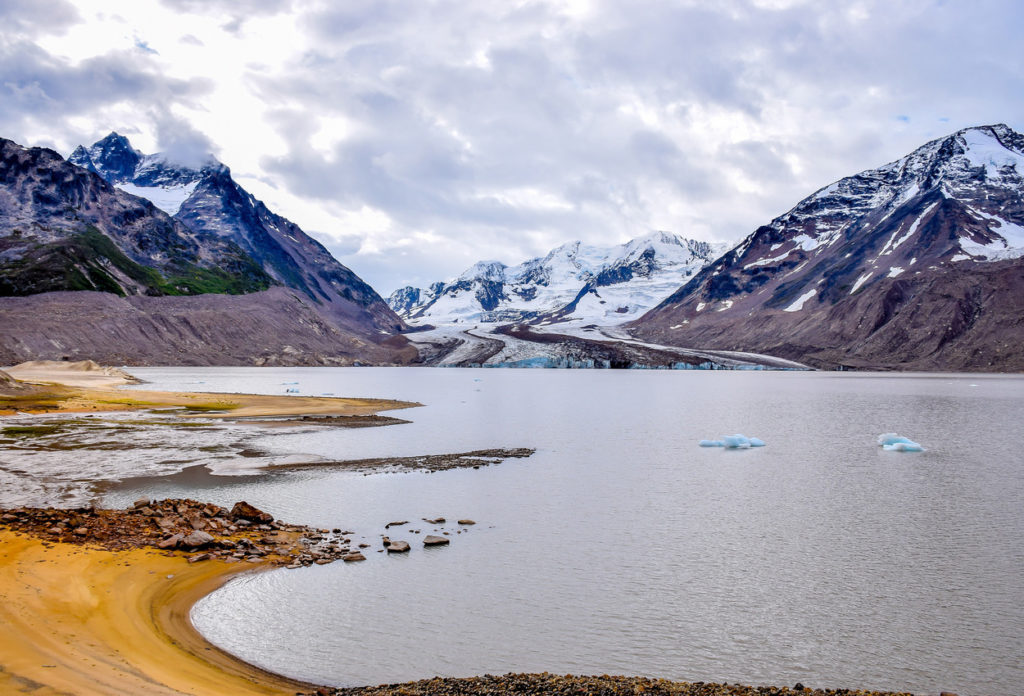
[
  {"left": 389, "top": 232, "right": 728, "bottom": 326},
  {"left": 631, "top": 124, "right": 1024, "bottom": 371},
  {"left": 2, "top": 124, "right": 1021, "bottom": 370},
  {"left": 0, "top": 133, "right": 414, "bottom": 366}
]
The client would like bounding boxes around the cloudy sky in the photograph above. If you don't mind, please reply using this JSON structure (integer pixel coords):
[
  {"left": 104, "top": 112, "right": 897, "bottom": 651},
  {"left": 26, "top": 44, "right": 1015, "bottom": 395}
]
[{"left": 2, "top": 0, "right": 1021, "bottom": 294}]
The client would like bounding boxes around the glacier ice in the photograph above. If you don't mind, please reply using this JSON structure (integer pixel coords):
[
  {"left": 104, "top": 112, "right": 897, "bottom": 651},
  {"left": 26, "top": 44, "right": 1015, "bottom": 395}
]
[
  {"left": 878, "top": 433, "right": 925, "bottom": 452},
  {"left": 699, "top": 434, "right": 766, "bottom": 449}
]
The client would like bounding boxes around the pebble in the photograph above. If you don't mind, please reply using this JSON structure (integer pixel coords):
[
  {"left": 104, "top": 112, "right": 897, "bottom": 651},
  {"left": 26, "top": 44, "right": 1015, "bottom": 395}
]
[{"left": 306, "top": 673, "right": 919, "bottom": 696}]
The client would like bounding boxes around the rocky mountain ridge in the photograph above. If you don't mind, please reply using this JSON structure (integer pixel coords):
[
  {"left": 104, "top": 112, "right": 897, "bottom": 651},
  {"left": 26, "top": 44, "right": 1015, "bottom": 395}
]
[
  {"left": 0, "top": 133, "right": 414, "bottom": 365},
  {"left": 389, "top": 232, "right": 728, "bottom": 326},
  {"left": 70, "top": 133, "right": 403, "bottom": 332},
  {"left": 631, "top": 124, "right": 1024, "bottom": 371}
]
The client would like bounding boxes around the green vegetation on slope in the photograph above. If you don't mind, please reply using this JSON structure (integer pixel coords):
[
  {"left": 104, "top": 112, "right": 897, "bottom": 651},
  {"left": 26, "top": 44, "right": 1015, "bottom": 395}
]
[{"left": 0, "top": 226, "right": 273, "bottom": 297}]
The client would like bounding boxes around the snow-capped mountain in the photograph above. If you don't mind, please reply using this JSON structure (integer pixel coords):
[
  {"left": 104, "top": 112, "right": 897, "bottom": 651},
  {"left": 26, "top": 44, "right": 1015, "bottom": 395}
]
[
  {"left": 389, "top": 232, "right": 728, "bottom": 326},
  {"left": 632, "top": 123, "right": 1024, "bottom": 371},
  {"left": 70, "top": 132, "right": 405, "bottom": 332}
]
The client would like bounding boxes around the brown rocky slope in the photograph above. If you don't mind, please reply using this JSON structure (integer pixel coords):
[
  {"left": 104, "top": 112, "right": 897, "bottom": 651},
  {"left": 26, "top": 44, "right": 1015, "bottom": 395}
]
[{"left": 0, "top": 288, "right": 417, "bottom": 366}]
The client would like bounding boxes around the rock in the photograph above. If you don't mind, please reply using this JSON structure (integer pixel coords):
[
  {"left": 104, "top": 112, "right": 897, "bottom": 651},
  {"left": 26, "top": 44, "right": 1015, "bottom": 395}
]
[
  {"left": 385, "top": 520, "right": 408, "bottom": 528},
  {"left": 342, "top": 552, "right": 366, "bottom": 562},
  {"left": 385, "top": 540, "right": 410, "bottom": 553},
  {"left": 181, "top": 530, "right": 215, "bottom": 549},
  {"left": 133, "top": 497, "right": 150, "bottom": 509},
  {"left": 73, "top": 527, "right": 88, "bottom": 536},
  {"left": 1, "top": 513, "right": 17, "bottom": 522},
  {"left": 229, "top": 501, "right": 273, "bottom": 524},
  {"left": 314, "top": 559, "right": 333, "bottom": 565},
  {"left": 186, "top": 516, "right": 207, "bottom": 530},
  {"left": 458, "top": 519, "right": 476, "bottom": 525},
  {"left": 47, "top": 526, "right": 61, "bottom": 535},
  {"left": 424, "top": 517, "right": 446, "bottom": 524},
  {"left": 423, "top": 535, "right": 450, "bottom": 547},
  {"left": 187, "top": 553, "right": 211, "bottom": 563}
]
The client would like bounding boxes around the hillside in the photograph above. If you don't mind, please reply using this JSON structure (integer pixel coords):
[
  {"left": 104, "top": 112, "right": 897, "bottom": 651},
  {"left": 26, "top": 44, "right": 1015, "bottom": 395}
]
[{"left": 631, "top": 124, "right": 1024, "bottom": 371}]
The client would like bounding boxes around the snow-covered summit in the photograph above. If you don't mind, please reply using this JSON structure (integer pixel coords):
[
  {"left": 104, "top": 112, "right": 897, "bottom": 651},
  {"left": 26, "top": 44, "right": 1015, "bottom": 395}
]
[
  {"left": 388, "top": 232, "right": 728, "bottom": 326},
  {"left": 69, "top": 132, "right": 225, "bottom": 216}
]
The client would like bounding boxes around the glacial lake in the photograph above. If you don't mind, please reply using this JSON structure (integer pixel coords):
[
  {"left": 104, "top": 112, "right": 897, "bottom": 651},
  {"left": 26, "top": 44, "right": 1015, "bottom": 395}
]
[{"left": 99, "top": 367, "right": 1023, "bottom": 695}]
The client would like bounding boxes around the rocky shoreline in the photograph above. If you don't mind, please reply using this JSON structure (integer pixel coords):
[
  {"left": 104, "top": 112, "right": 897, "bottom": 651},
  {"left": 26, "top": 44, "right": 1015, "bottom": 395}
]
[
  {"left": 313, "top": 673, "right": 922, "bottom": 695},
  {"left": 0, "top": 498, "right": 372, "bottom": 567}
]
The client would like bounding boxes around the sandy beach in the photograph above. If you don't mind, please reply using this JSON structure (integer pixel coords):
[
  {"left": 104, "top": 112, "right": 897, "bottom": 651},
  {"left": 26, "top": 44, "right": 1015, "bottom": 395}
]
[{"left": 0, "top": 529, "right": 315, "bottom": 695}]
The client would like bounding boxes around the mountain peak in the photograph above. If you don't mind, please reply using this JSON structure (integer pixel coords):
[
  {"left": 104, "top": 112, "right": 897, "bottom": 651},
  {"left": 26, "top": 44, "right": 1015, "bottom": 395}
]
[{"left": 631, "top": 123, "right": 1024, "bottom": 371}]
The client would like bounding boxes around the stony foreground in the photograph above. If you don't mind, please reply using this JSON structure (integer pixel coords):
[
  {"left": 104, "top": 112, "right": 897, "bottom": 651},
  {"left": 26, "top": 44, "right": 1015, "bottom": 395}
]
[
  {"left": 315, "top": 673, "right": 924, "bottom": 696},
  {"left": 0, "top": 498, "right": 363, "bottom": 566}
]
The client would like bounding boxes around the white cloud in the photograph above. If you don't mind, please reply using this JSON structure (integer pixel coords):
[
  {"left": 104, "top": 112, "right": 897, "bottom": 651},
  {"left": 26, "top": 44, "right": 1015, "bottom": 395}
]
[{"left": 1, "top": 0, "right": 1022, "bottom": 295}]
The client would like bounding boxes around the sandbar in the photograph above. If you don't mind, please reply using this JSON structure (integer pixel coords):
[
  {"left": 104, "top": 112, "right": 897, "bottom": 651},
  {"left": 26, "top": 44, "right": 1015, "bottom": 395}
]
[{"left": 1, "top": 360, "right": 419, "bottom": 418}]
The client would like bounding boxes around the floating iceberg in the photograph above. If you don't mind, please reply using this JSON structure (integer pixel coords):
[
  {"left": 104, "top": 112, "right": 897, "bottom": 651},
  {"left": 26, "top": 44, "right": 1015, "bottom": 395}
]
[
  {"left": 699, "top": 434, "right": 766, "bottom": 449},
  {"left": 878, "top": 433, "right": 924, "bottom": 452}
]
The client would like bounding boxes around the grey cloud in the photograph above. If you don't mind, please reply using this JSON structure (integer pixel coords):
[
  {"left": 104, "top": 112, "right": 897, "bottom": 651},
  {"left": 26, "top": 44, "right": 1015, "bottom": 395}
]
[
  {"left": 0, "top": 37, "right": 210, "bottom": 125},
  {"left": 153, "top": 112, "right": 218, "bottom": 168},
  {"left": 158, "top": 0, "right": 290, "bottom": 16},
  {"left": 0, "top": 0, "right": 80, "bottom": 36}
]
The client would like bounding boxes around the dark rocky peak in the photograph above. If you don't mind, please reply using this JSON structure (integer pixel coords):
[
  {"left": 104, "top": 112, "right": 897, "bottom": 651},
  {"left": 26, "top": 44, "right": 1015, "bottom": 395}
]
[
  {"left": 70, "top": 132, "right": 224, "bottom": 189},
  {"left": 68, "top": 132, "right": 142, "bottom": 182}
]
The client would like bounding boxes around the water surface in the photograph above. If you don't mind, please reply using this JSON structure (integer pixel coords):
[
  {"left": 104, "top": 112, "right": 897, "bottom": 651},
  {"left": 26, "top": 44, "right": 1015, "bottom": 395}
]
[{"left": 104, "top": 368, "right": 1023, "bottom": 695}]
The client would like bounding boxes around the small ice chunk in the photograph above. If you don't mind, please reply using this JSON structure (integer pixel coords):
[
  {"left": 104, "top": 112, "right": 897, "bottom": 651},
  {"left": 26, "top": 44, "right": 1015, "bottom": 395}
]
[
  {"left": 722, "top": 434, "right": 750, "bottom": 448},
  {"left": 878, "top": 433, "right": 924, "bottom": 451},
  {"left": 700, "top": 433, "right": 766, "bottom": 449},
  {"left": 883, "top": 442, "right": 924, "bottom": 452}
]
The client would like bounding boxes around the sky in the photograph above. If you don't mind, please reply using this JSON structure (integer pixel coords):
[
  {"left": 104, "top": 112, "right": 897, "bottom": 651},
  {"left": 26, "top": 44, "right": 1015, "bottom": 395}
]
[{"left": 1, "top": 0, "right": 1022, "bottom": 295}]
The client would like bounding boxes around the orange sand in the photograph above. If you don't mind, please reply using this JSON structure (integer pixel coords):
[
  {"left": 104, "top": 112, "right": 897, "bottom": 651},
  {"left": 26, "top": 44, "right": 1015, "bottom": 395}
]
[{"left": 0, "top": 530, "right": 319, "bottom": 695}]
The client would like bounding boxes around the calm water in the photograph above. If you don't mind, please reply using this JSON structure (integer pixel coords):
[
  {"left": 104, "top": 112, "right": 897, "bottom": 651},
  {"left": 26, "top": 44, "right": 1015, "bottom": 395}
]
[{"left": 104, "top": 368, "right": 1024, "bottom": 695}]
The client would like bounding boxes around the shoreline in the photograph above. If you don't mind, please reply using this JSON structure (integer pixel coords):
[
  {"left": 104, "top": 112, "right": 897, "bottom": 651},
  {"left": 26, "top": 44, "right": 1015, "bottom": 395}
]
[
  {"left": 0, "top": 529, "right": 316, "bottom": 695},
  {"left": 0, "top": 522, "right": 923, "bottom": 696}
]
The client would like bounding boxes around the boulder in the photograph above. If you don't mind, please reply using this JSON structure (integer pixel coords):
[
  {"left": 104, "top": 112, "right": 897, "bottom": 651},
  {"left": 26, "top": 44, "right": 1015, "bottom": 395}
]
[
  {"left": 457, "top": 519, "right": 476, "bottom": 525},
  {"left": 229, "top": 501, "right": 273, "bottom": 523},
  {"left": 158, "top": 534, "right": 183, "bottom": 549},
  {"left": 385, "top": 540, "right": 410, "bottom": 553},
  {"left": 133, "top": 497, "right": 150, "bottom": 509},
  {"left": 187, "top": 553, "right": 211, "bottom": 563},
  {"left": 423, "top": 535, "right": 450, "bottom": 547},
  {"left": 181, "top": 530, "right": 215, "bottom": 549},
  {"left": 342, "top": 552, "right": 366, "bottom": 562},
  {"left": 385, "top": 520, "right": 408, "bottom": 528}
]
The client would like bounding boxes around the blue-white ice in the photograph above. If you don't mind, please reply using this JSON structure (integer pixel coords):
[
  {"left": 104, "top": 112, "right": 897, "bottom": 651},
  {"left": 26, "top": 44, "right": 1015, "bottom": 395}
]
[
  {"left": 699, "top": 434, "right": 766, "bottom": 449},
  {"left": 878, "top": 433, "right": 925, "bottom": 452}
]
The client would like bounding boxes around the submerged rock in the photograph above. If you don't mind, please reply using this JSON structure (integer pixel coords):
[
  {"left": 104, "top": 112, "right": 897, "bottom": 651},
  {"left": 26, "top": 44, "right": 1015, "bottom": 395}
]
[
  {"left": 385, "top": 540, "right": 410, "bottom": 553},
  {"left": 423, "top": 535, "right": 450, "bottom": 547}
]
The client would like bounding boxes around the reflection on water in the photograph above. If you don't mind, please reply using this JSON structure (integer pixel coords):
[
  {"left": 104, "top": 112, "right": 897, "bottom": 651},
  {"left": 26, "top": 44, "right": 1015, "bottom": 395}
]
[{"left": 34, "top": 368, "right": 1024, "bottom": 694}]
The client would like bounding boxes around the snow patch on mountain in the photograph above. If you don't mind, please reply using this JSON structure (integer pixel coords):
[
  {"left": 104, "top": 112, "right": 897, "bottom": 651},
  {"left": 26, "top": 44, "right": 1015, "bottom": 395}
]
[{"left": 114, "top": 181, "right": 198, "bottom": 215}]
